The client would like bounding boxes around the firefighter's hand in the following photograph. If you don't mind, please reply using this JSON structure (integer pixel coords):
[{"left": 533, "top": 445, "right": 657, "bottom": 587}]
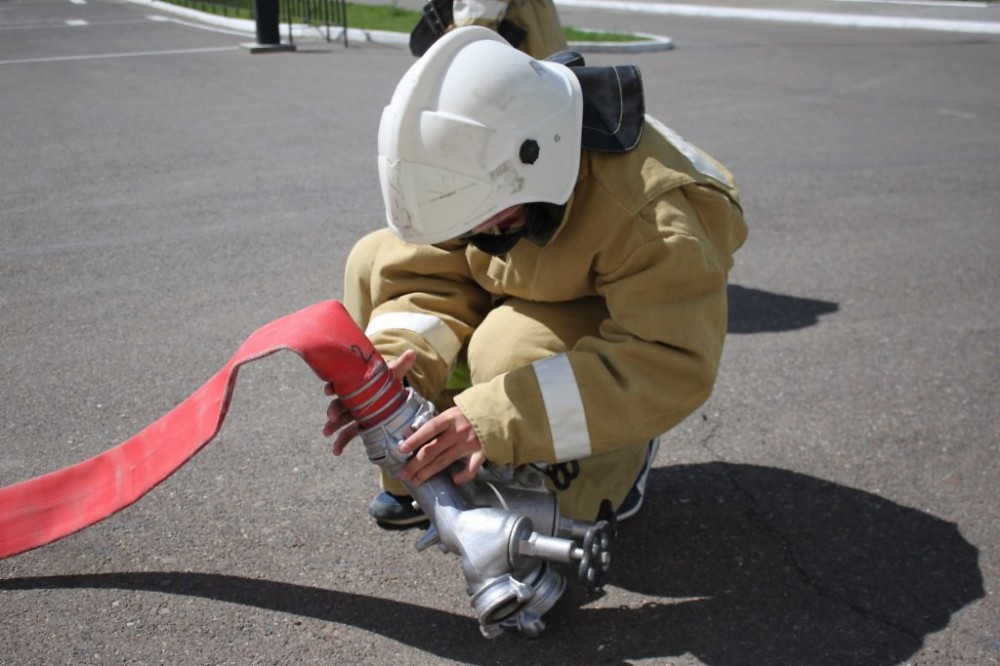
[
  {"left": 323, "top": 349, "right": 417, "bottom": 456},
  {"left": 397, "top": 406, "right": 486, "bottom": 485}
]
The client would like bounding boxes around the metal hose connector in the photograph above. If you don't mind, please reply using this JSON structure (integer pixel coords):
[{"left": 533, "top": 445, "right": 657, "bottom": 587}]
[{"left": 355, "top": 388, "right": 615, "bottom": 638}]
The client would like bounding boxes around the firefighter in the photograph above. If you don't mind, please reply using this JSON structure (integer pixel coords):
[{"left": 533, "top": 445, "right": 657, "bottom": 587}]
[{"left": 324, "top": 27, "right": 747, "bottom": 527}]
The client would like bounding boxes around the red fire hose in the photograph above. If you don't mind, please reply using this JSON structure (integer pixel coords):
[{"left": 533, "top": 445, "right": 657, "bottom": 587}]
[{"left": 0, "top": 300, "right": 405, "bottom": 560}]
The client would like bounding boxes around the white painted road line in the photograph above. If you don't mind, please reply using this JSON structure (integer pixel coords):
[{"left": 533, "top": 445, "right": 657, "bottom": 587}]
[
  {"left": 830, "top": 0, "right": 991, "bottom": 7},
  {"left": 0, "top": 45, "right": 239, "bottom": 66},
  {"left": 145, "top": 14, "right": 258, "bottom": 37},
  {"left": 0, "top": 18, "right": 186, "bottom": 31},
  {"left": 554, "top": 0, "right": 1000, "bottom": 34}
]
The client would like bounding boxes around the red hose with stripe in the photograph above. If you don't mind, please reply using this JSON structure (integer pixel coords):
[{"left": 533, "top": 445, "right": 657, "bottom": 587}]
[{"left": 0, "top": 300, "right": 405, "bottom": 559}]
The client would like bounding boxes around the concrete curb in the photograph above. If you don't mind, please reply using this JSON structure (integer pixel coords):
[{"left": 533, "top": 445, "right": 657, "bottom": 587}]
[
  {"left": 342, "top": 27, "right": 674, "bottom": 52},
  {"left": 567, "top": 31, "right": 675, "bottom": 52}
]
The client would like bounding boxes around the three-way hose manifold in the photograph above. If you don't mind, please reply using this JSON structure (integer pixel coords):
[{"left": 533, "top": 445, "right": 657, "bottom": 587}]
[{"left": 348, "top": 365, "right": 616, "bottom": 638}]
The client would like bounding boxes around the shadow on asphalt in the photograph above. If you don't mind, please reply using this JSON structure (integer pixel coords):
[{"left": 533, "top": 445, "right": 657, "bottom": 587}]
[
  {"left": 727, "top": 284, "right": 840, "bottom": 334},
  {"left": 2, "top": 463, "right": 982, "bottom": 665}
]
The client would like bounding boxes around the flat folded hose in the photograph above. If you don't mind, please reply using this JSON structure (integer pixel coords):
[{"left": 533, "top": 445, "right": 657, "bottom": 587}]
[{"left": 0, "top": 300, "right": 405, "bottom": 559}]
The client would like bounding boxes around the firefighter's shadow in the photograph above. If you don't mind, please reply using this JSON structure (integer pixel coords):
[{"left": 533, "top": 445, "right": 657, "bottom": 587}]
[
  {"left": 0, "top": 464, "right": 982, "bottom": 666},
  {"left": 536, "top": 463, "right": 984, "bottom": 665},
  {"left": 727, "top": 284, "right": 839, "bottom": 334}
]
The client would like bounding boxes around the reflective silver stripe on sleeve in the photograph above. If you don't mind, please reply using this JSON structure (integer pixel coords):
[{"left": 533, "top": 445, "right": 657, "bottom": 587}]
[
  {"left": 366, "top": 312, "right": 462, "bottom": 364},
  {"left": 646, "top": 114, "right": 735, "bottom": 190},
  {"left": 453, "top": 0, "right": 508, "bottom": 23},
  {"left": 533, "top": 354, "right": 591, "bottom": 462}
]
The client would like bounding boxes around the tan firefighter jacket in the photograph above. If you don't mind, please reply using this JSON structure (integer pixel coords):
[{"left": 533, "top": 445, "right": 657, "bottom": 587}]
[{"left": 363, "top": 115, "right": 747, "bottom": 471}]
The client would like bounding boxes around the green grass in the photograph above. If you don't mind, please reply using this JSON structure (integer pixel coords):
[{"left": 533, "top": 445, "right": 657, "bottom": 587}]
[
  {"left": 163, "top": 0, "right": 650, "bottom": 42},
  {"left": 563, "top": 26, "right": 651, "bottom": 43},
  {"left": 345, "top": 2, "right": 422, "bottom": 33},
  {"left": 346, "top": 4, "right": 649, "bottom": 41}
]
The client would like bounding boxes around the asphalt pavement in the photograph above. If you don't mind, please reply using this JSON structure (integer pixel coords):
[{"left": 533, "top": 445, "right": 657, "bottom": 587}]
[{"left": 1, "top": 0, "right": 998, "bottom": 664}]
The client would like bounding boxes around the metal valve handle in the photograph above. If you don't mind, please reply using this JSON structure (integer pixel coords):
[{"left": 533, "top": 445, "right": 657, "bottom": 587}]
[{"left": 578, "top": 500, "right": 618, "bottom": 592}]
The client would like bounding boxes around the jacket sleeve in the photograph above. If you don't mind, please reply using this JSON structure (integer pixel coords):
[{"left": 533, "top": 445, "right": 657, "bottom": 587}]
[
  {"left": 451, "top": 0, "right": 513, "bottom": 29},
  {"left": 451, "top": 0, "right": 568, "bottom": 59},
  {"left": 455, "top": 183, "right": 746, "bottom": 467},
  {"left": 365, "top": 235, "right": 492, "bottom": 400}
]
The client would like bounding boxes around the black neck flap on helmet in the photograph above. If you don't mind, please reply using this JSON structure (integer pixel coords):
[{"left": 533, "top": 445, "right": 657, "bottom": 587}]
[
  {"left": 466, "top": 53, "right": 645, "bottom": 256},
  {"left": 548, "top": 51, "right": 645, "bottom": 153}
]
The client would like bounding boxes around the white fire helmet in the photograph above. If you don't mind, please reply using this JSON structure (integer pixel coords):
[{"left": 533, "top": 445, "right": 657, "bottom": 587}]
[{"left": 377, "top": 26, "right": 584, "bottom": 245}]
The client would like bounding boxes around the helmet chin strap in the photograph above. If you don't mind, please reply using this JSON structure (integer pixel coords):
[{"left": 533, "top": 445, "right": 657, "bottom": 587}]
[
  {"left": 467, "top": 202, "right": 567, "bottom": 255},
  {"left": 468, "top": 228, "right": 524, "bottom": 255}
]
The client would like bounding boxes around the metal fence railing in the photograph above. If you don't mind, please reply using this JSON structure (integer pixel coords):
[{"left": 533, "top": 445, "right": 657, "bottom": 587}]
[
  {"left": 166, "top": 0, "right": 348, "bottom": 45},
  {"left": 283, "top": 0, "right": 348, "bottom": 45},
  {"left": 168, "top": 0, "right": 255, "bottom": 18}
]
